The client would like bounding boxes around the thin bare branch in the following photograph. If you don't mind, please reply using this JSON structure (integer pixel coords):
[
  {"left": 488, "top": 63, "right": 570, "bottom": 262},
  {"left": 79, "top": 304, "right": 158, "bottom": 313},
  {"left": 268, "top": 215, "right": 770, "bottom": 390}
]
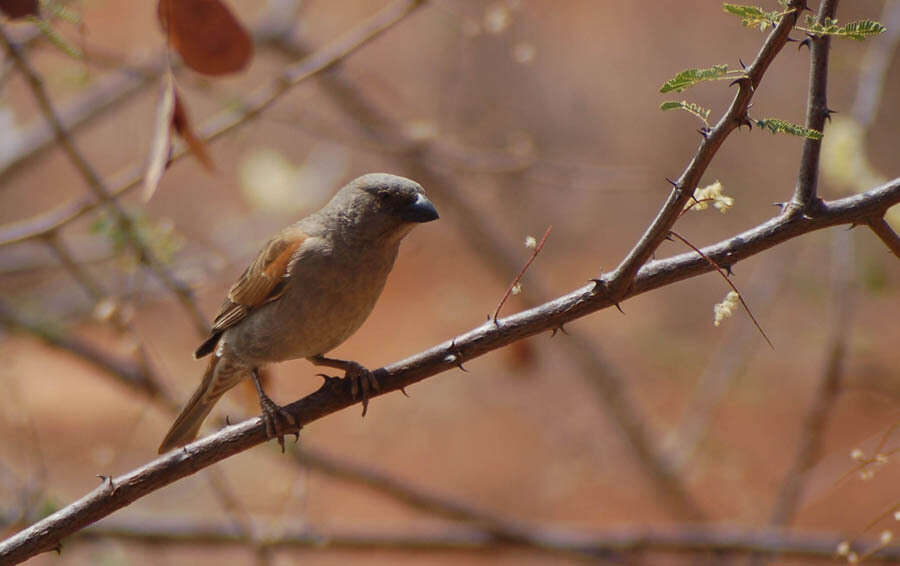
[
  {"left": 790, "top": 0, "right": 839, "bottom": 212},
  {"left": 492, "top": 226, "right": 551, "bottom": 322},
  {"left": 2, "top": 176, "right": 897, "bottom": 564},
  {"left": 867, "top": 217, "right": 900, "bottom": 257},
  {"left": 668, "top": 230, "right": 773, "bottom": 349}
]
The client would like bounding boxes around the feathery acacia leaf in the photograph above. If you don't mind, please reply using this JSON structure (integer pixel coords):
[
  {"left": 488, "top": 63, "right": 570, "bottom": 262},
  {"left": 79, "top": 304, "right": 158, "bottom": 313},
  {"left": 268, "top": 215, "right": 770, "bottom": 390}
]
[
  {"left": 660, "top": 64, "right": 740, "bottom": 93},
  {"left": 756, "top": 118, "right": 823, "bottom": 140},
  {"left": 802, "top": 17, "right": 886, "bottom": 40},
  {"left": 660, "top": 100, "right": 712, "bottom": 126}
]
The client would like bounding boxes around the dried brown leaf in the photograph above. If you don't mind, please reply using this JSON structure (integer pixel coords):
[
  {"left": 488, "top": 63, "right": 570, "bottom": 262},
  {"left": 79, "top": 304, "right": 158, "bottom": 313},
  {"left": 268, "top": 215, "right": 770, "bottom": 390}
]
[
  {"left": 172, "top": 90, "right": 214, "bottom": 173},
  {"left": 157, "top": 0, "right": 253, "bottom": 76},
  {"left": 0, "top": 0, "right": 38, "bottom": 19},
  {"left": 142, "top": 73, "right": 177, "bottom": 202}
]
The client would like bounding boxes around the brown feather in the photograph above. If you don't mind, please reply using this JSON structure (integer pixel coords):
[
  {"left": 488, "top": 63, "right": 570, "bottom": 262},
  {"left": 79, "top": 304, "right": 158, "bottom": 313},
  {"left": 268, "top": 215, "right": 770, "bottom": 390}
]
[{"left": 194, "top": 228, "right": 307, "bottom": 358}]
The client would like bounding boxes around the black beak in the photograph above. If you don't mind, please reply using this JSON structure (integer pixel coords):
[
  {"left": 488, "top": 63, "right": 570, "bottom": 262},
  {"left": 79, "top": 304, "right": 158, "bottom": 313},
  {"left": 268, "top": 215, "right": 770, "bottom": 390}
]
[{"left": 402, "top": 193, "right": 439, "bottom": 223}]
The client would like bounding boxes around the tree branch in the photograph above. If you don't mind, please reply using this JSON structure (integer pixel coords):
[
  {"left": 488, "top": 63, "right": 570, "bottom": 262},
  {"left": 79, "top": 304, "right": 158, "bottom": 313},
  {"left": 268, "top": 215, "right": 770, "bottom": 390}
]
[
  {"left": 1, "top": 176, "right": 897, "bottom": 564},
  {"left": 790, "top": 0, "right": 838, "bottom": 212},
  {"left": 867, "top": 217, "right": 900, "bottom": 257}
]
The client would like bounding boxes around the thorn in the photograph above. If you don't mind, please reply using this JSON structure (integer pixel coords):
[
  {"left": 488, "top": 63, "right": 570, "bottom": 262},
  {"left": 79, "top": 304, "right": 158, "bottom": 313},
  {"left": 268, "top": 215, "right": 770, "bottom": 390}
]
[
  {"left": 848, "top": 222, "right": 858, "bottom": 230},
  {"left": 729, "top": 76, "right": 751, "bottom": 90},
  {"left": 400, "top": 386, "right": 410, "bottom": 397},
  {"left": 738, "top": 115, "right": 754, "bottom": 131},
  {"left": 664, "top": 232, "right": 675, "bottom": 242},
  {"left": 53, "top": 543, "right": 62, "bottom": 555},
  {"left": 786, "top": 36, "right": 798, "bottom": 43},
  {"left": 614, "top": 302, "right": 625, "bottom": 314},
  {"left": 697, "top": 128, "right": 710, "bottom": 139},
  {"left": 96, "top": 474, "right": 108, "bottom": 483},
  {"left": 665, "top": 177, "right": 679, "bottom": 187},
  {"left": 799, "top": 37, "right": 812, "bottom": 50},
  {"left": 550, "top": 323, "right": 569, "bottom": 337},
  {"left": 444, "top": 353, "right": 468, "bottom": 372},
  {"left": 738, "top": 57, "right": 747, "bottom": 69},
  {"left": 723, "top": 264, "right": 734, "bottom": 276},
  {"left": 824, "top": 107, "right": 837, "bottom": 122},
  {"left": 225, "top": 415, "right": 231, "bottom": 426}
]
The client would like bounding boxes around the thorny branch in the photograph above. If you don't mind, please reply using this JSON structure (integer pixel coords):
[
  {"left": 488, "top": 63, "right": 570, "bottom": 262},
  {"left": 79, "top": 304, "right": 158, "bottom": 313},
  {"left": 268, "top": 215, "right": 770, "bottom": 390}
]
[{"left": 1, "top": 175, "right": 898, "bottom": 563}]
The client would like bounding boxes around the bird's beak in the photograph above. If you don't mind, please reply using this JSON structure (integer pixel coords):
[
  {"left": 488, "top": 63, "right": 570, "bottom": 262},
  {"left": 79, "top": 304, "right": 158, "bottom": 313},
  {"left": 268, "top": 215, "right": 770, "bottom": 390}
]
[{"left": 402, "top": 193, "right": 439, "bottom": 223}]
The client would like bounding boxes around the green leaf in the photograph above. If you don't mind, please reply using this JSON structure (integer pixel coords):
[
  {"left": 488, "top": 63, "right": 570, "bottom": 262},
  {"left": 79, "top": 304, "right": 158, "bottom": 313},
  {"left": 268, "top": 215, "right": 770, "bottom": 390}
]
[
  {"left": 660, "top": 64, "right": 739, "bottom": 93},
  {"left": 756, "top": 118, "right": 823, "bottom": 140},
  {"left": 722, "top": 3, "right": 787, "bottom": 31},
  {"left": 660, "top": 100, "right": 711, "bottom": 126},
  {"left": 801, "top": 17, "right": 886, "bottom": 40}
]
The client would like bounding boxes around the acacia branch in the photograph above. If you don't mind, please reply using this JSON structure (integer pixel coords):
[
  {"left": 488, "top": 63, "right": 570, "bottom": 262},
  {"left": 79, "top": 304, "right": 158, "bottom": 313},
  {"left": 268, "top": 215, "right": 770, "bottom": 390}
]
[
  {"left": 1, "top": 177, "right": 897, "bottom": 563},
  {"left": 790, "top": 0, "right": 838, "bottom": 211},
  {"left": 867, "top": 217, "right": 900, "bottom": 257},
  {"left": 607, "top": 0, "right": 805, "bottom": 294}
]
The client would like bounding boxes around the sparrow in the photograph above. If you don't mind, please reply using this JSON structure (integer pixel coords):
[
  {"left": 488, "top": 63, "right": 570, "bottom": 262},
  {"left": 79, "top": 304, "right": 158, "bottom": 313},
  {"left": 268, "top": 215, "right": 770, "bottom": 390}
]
[{"left": 158, "top": 173, "right": 438, "bottom": 453}]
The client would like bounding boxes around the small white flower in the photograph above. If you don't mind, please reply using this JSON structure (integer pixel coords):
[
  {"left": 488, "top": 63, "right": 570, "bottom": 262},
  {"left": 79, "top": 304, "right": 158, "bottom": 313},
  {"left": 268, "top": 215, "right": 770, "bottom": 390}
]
[
  {"left": 837, "top": 541, "right": 851, "bottom": 556},
  {"left": 880, "top": 530, "right": 893, "bottom": 545},
  {"left": 687, "top": 180, "right": 734, "bottom": 213},
  {"left": 713, "top": 291, "right": 740, "bottom": 327},
  {"left": 851, "top": 448, "right": 865, "bottom": 461},
  {"left": 524, "top": 235, "right": 537, "bottom": 249},
  {"left": 893, "top": 510, "right": 900, "bottom": 521},
  {"left": 511, "top": 283, "right": 522, "bottom": 295}
]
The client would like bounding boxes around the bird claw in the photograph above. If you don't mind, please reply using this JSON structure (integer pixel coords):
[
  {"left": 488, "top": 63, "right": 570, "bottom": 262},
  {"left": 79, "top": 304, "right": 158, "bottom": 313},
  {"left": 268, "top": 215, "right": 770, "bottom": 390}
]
[
  {"left": 252, "top": 368, "right": 299, "bottom": 452},
  {"left": 258, "top": 393, "right": 299, "bottom": 452},
  {"left": 343, "top": 362, "right": 379, "bottom": 416}
]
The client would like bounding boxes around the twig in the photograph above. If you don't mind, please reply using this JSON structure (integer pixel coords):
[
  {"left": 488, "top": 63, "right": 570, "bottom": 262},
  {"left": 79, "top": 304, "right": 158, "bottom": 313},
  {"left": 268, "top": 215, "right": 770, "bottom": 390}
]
[
  {"left": 492, "top": 226, "right": 551, "bottom": 322},
  {"left": 1, "top": 176, "right": 897, "bottom": 564},
  {"left": 0, "top": 26, "right": 210, "bottom": 337},
  {"left": 668, "top": 230, "right": 774, "bottom": 349},
  {"left": 867, "top": 217, "right": 900, "bottom": 257},
  {"left": 790, "top": 0, "right": 839, "bottom": 212}
]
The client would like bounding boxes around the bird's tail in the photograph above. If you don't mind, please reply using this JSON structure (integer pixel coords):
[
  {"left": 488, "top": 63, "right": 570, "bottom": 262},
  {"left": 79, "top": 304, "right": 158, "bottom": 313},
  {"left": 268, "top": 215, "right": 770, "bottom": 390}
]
[{"left": 158, "top": 355, "right": 244, "bottom": 453}]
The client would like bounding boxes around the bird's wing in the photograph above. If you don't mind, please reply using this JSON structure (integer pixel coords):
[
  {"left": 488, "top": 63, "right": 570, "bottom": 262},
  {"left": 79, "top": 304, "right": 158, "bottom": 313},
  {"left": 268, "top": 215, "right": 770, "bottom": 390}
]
[{"left": 195, "top": 226, "right": 307, "bottom": 358}]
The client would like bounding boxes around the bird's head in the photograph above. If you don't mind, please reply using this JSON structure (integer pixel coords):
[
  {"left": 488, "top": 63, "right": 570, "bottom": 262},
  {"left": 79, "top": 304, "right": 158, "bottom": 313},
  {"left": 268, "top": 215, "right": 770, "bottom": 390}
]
[{"left": 324, "top": 173, "right": 439, "bottom": 244}]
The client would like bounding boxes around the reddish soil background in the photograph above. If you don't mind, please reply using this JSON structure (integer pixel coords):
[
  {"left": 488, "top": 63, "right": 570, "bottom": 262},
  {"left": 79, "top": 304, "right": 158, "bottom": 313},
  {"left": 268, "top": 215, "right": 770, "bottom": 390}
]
[{"left": 1, "top": 1, "right": 898, "bottom": 564}]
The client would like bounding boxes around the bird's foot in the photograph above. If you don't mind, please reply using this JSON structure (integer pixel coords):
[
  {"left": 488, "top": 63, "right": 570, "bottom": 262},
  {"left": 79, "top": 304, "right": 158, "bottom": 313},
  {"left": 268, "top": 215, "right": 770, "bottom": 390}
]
[
  {"left": 311, "top": 356, "right": 380, "bottom": 416},
  {"left": 252, "top": 369, "right": 299, "bottom": 452}
]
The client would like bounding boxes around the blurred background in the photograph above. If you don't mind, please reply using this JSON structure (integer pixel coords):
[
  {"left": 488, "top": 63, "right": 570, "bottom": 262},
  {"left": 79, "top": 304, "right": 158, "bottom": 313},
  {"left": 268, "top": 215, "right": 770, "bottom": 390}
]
[{"left": 1, "top": 0, "right": 899, "bottom": 564}]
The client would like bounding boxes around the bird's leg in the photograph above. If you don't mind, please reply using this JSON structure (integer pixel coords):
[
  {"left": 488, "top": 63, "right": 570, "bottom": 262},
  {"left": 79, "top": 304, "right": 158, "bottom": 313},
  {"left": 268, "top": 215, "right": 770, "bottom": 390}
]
[
  {"left": 251, "top": 368, "right": 298, "bottom": 452},
  {"left": 310, "top": 355, "right": 379, "bottom": 416}
]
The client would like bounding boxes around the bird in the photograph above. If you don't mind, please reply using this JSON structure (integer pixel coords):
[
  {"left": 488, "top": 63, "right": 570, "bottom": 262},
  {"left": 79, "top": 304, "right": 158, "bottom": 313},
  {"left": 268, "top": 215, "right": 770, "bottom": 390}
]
[{"left": 158, "top": 173, "right": 438, "bottom": 453}]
